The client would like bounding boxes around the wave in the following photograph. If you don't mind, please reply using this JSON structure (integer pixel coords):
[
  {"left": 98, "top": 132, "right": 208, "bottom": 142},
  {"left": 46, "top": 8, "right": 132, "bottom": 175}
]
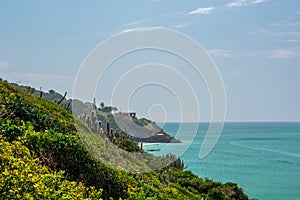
[{"left": 230, "top": 141, "right": 300, "bottom": 159}]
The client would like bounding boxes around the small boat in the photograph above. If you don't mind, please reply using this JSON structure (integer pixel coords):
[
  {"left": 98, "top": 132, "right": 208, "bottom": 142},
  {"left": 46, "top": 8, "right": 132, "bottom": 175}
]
[{"left": 147, "top": 149, "right": 161, "bottom": 152}]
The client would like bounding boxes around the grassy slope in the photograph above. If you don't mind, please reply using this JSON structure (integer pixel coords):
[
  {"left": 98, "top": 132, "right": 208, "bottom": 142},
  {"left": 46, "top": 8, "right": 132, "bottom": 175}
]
[
  {"left": 75, "top": 117, "right": 152, "bottom": 173},
  {"left": 0, "top": 78, "right": 250, "bottom": 200}
]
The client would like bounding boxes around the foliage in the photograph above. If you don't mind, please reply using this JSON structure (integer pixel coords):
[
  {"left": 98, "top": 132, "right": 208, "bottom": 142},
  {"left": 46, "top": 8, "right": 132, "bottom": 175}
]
[
  {"left": 164, "top": 154, "right": 185, "bottom": 170},
  {"left": 76, "top": 117, "right": 154, "bottom": 173},
  {"left": 0, "top": 78, "right": 250, "bottom": 200},
  {"left": 208, "top": 188, "right": 225, "bottom": 200},
  {"left": 0, "top": 119, "right": 29, "bottom": 142},
  {"left": 114, "top": 138, "right": 141, "bottom": 152},
  {"left": 167, "top": 168, "right": 249, "bottom": 200},
  {"left": 100, "top": 102, "right": 104, "bottom": 110},
  {"left": 0, "top": 136, "right": 102, "bottom": 199},
  {"left": 127, "top": 171, "right": 203, "bottom": 199},
  {"left": 0, "top": 80, "right": 76, "bottom": 135},
  {"left": 23, "top": 127, "right": 129, "bottom": 200},
  {"left": 97, "top": 103, "right": 117, "bottom": 113},
  {"left": 133, "top": 117, "right": 152, "bottom": 127}
]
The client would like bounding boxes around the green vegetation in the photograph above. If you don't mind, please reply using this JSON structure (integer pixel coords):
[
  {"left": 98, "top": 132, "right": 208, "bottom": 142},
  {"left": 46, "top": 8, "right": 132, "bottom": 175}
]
[
  {"left": 114, "top": 138, "right": 141, "bottom": 152},
  {"left": 0, "top": 136, "right": 102, "bottom": 199},
  {"left": 133, "top": 118, "right": 152, "bottom": 127},
  {"left": 0, "top": 78, "right": 250, "bottom": 199}
]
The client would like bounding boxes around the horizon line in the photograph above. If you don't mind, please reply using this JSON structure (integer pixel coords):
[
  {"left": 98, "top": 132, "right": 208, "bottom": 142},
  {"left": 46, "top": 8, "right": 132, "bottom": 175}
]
[{"left": 156, "top": 120, "right": 300, "bottom": 123}]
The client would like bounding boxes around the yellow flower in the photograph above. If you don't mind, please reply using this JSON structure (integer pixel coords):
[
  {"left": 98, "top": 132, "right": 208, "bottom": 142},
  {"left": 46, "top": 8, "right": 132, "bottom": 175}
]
[{"left": 3, "top": 168, "right": 9, "bottom": 175}]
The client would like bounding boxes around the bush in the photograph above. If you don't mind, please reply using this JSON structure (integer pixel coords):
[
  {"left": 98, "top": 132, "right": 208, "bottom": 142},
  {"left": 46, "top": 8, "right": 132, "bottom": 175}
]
[
  {"left": 208, "top": 188, "right": 225, "bottom": 200},
  {"left": 23, "top": 128, "right": 129, "bottom": 200},
  {"left": 0, "top": 119, "right": 29, "bottom": 142},
  {"left": 0, "top": 83, "right": 76, "bottom": 135},
  {"left": 115, "top": 138, "right": 141, "bottom": 152},
  {"left": 0, "top": 136, "right": 102, "bottom": 199}
]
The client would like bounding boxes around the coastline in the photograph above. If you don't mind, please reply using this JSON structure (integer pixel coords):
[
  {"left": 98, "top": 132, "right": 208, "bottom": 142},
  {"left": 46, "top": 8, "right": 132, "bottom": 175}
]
[{"left": 138, "top": 142, "right": 161, "bottom": 146}]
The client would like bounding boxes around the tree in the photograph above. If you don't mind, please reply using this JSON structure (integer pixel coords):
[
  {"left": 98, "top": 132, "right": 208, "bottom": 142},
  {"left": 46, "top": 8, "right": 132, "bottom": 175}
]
[
  {"left": 102, "top": 106, "right": 117, "bottom": 113},
  {"left": 48, "top": 89, "right": 56, "bottom": 94},
  {"left": 100, "top": 102, "right": 104, "bottom": 110},
  {"left": 208, "top": 189, "right": 224, "bottom": 200}
]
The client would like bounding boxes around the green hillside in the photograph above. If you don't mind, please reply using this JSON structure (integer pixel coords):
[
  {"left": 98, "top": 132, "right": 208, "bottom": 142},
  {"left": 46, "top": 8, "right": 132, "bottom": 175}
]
[{"left": 0, "top": 78, "right": 250, "bottom": 200}]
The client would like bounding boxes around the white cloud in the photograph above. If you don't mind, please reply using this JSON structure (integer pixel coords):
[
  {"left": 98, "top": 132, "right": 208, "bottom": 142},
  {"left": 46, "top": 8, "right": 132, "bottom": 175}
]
[
  {"left": 227, "top": 0, "right": 266, "bottom": 8},
  {"left": 0, "top": 60, "right": 10, "bottom": 69},
  {"left": 174, "top": 23, "right": 189, "bottom": 29},
  {"left": 250, "top": 0, "right": 267, "bottom": 5},
  {"left": 269, "top": 49, "right": 297, "bottom": 59},
  {"left": 188, "top": 7, "right": 214, "bottom": 15},
  {"left": 208, "top": 49, "right": 234, "bottom": 57},
  {"left": 246, "top": 49, "right": 298, "bottom": 59},
  {"left": 227, "top": 0, "right": 246, "bottom": 8},
  {"left": 123, "top": 21, "right": 142, "bottom": 26},
  {"left": 121, "top": 27, "right": 162, "bottom": 33}
]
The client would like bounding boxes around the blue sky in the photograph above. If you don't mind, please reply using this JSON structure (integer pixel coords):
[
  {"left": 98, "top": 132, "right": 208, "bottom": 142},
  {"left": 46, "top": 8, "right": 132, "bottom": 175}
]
[{"left": 0, "top": 0, "right": 300, "bottom": 122}]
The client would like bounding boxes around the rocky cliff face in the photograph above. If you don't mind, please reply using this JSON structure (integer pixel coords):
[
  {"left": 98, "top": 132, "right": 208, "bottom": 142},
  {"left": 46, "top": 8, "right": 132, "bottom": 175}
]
[
  {"left": 132, "top": 129, "right": 181, "bottom": 143},
  {"left": 79, "top": 110, "right": 181, "bottom": 143}
]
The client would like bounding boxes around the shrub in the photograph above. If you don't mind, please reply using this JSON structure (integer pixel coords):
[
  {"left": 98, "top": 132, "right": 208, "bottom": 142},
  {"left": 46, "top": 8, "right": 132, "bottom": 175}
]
[
  {"left": 0, "top": 119, "right": 29, "bottom": 142},
  {"left": 115, "top": 138, "right": 141, "bottom": 152},
  {"left": 23, "top": 128, "right": 129, "bottom": 200},
  {"left": 208, "top": 188, "right": 225, "bottom": 200},
  {"left": 0, "top": 136, "right": 102, "bottom": 199}
]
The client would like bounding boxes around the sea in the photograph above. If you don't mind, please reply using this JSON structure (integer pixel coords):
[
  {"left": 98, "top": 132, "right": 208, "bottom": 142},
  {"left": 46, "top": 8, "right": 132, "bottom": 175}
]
[{"left": 143, "top": 122, "right": 300, "bottom": 200}]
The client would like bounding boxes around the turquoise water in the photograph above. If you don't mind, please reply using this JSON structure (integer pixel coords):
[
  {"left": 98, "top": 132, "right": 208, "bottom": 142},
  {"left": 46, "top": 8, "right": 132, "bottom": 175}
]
[{"left": 144, "top": 122, "right": 300, "bottom": 200}]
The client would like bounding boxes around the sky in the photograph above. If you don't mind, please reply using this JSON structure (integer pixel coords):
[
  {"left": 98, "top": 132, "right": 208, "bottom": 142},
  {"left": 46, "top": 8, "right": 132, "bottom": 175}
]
[{"left": 0, "top": 0, "right": 300, "bottom": 122}]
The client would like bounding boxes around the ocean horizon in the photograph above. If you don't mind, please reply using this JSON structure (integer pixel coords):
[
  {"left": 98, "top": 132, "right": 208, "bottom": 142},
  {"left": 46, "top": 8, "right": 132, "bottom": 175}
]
[{"left": 145, "top": 122, "right": 300, "bottom": 200}]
